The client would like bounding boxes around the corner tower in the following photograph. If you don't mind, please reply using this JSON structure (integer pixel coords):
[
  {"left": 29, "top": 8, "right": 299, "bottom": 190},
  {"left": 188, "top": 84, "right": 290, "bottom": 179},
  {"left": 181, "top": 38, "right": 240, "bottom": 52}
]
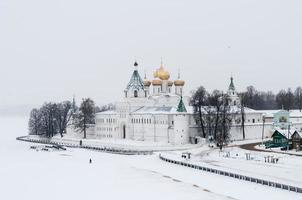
[{"left": 173, "top": 96, "right": 189, "bottom": 145}]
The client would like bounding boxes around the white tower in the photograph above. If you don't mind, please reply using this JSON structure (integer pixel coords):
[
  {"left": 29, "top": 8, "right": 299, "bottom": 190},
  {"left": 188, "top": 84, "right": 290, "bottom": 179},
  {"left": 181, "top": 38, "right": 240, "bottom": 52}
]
[
  {"left": 152, "top": 79, "right": 162, "bottom": 96},
  {"left": 227, "top": 76, "right": 240, "bottom": 106},
  {"left": 168, "top": 81, "right": 173, "bottom": 93},
  {"left": 124, "top": 62, "right": 146, "bottom": 98},
  {"left": 173, "top": 97, "right": 189, "bottom": 145},
  {"left": 143, "top": 73, "right": 151, "bottom": 97}
]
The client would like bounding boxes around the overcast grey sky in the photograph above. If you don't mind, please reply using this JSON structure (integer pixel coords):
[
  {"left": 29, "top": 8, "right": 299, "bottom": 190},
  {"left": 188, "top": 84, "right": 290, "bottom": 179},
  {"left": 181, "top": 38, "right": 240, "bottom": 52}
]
[{"left": 1, "top": 0, "right": 302, "bottom": 109}]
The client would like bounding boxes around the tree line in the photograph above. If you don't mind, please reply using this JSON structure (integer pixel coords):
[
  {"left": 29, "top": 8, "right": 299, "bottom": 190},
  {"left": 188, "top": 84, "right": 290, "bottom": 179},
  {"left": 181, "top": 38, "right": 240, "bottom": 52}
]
[
  {"left": 190, "top": 85, "right": 302, "bottom": 143},
  {"left": 29, "top": 98, "right": 97, "bottom": 138},
  {"left": 240, "top": 86, "right": 302, "bottom": 111}
]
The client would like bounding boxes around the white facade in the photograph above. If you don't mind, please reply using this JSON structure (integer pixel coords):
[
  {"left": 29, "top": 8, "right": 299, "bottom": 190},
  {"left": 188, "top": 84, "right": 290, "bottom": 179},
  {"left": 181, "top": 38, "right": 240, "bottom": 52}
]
[{"left": 89, "top": 62, "right": 302, "bottom": 144}]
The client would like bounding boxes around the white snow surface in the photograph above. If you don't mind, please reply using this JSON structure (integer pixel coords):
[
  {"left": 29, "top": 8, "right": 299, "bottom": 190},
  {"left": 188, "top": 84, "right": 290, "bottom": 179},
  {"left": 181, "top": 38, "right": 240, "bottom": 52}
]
[
  {"left": 254, "top": 144, "right": 302, "bottom": 156},
  {"left": 48, "top": 132, "right": 200, "bottom": 151},
  {"left": 164, "top": 146, "right": 302, "bottom": 188},
  {"left": 1, "top": 116, "right": 302, "bottom": 200}
]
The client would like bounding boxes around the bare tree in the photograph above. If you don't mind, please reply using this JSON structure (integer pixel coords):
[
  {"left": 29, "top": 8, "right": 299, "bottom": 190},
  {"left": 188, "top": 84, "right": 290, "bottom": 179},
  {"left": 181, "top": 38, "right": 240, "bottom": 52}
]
[
  {"left": 218, "top": 94, "right": 232, "bottom": 143},
  {"left": 190, "top": 86, "right": 208, "bottom": 138},
  {"left": 207, "top": 90, "right": 223, "bottom": 140},
  {"left": 39, "top": 103, "right": 59, "bottom": 138},
  {"left": 239, "top": 92, "right": 247, "bottom": 140},
  {"left": 74, "top": 98, "right": 95, "bottom": 139},
  {"left": 55, "top": 101, "right": 72, "bottom": 137},
  {"left": 295, "top": 86, "right": 302, "bottom": 111},
  {"left": 276, "top": 88, "right": 294, "bottom": 111},
  {"left": 240, "top": 86, "right": 277, "bottom": 110},
  {"left": 28, "top": 108, "right": 42, "bottom": 135},
  {"left": 204, "top": 106, "right": 216, "bottom": 139}
]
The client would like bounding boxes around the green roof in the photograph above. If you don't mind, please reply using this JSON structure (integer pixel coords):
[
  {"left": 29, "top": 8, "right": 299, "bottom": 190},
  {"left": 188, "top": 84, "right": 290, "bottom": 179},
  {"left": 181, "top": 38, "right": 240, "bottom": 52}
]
[
  {"left": 177, "top": 96, "right": 187, "bottom": 112},
  {"left": 229, "top": 77, "right": 235, "bottom": 91},
  {"left": 126, "top": 66, "right": 144, "bottom": 91}
]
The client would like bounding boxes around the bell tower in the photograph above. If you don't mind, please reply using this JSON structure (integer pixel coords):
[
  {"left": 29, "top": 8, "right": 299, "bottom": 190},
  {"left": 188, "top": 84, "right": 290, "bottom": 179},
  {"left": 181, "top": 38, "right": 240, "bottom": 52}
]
[
  {"left": 227, "top": 76, "right": 240, "bottom": 106},
  {"left": 124, "top": 62, "right": 145, "bottom": 98}
]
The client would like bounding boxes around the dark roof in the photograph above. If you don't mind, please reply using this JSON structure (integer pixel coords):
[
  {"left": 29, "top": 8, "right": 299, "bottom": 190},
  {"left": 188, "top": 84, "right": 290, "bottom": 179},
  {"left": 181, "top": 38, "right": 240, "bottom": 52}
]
[
  {"left": 177, "top": 96, "right": 187, "bottom": 112},
  {"left": 272, "top": 130, "right": 288, "bottom": 139},
  {"left": 126, "top": 69, "right": 144, "bottom": 91},
  {"left": 229, "top": 77, "right": 235, "bottom": 91}
]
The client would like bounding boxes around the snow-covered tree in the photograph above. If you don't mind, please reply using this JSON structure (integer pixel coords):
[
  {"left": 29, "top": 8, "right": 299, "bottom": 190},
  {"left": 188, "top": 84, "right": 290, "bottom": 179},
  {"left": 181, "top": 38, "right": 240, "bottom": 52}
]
[{"left": 55, "top": 101, "right": 73, "bottom": 137}]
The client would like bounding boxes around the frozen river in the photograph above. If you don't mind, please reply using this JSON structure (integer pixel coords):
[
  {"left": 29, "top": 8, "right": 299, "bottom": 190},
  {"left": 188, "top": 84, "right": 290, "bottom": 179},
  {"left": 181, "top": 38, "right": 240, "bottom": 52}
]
[{"left": 0, "top": 116, "right": 301, "bottom": 200}]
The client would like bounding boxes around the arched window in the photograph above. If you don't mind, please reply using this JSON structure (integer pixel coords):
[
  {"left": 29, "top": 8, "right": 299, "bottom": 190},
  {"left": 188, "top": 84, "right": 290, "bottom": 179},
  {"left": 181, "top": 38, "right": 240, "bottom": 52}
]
[{"left": 134, "top": 90, "right": 138, "bottom": 98}]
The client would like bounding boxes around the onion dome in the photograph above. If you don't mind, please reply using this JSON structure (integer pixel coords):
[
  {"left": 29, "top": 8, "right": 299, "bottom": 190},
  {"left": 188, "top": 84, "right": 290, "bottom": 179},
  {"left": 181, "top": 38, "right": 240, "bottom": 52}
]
[
  {"left": 153, "top": 62, "right": 170, "bottom": 80},
  {"left": 144, "top": 79, "right": 151, "bottom": 87},
  {"left": 174, "top": 79, "right": 185, "bottom": 86},
  {"left": 168, "top": 80, "right": 174, "bottom": 86},
  {"left": 143, "top": 73, "right": 151, "bottom": 87},
  {"left": 174, "top": 71, "right": 185, "bottom": 86},
  {"left": 152, "top": 78, "right": 162, "bottom": 86}
]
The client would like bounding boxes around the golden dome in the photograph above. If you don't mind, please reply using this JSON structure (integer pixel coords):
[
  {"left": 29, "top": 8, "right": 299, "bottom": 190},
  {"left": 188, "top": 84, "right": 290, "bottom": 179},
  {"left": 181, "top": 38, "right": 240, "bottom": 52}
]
[
  {"left": 168, "top": 80, "right": 173, "bottom": 86},
  {"left": 174, "top": 79, "right": 185, "bottom": 86},
  {"left": 152, "top": 79, "right": 162, "bottom": 85},
  {"left": 153, "top": 64, "right": 170, "bottom": 81},
  {"left": 144, "top": 79, "right": 151, "bottom": 87}
]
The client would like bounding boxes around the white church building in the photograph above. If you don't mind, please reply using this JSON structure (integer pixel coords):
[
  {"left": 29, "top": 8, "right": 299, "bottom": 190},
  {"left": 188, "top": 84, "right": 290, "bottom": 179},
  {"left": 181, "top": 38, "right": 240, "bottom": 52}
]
[{"left": 87, "top": 62, "right": 302, "bottom": 145}]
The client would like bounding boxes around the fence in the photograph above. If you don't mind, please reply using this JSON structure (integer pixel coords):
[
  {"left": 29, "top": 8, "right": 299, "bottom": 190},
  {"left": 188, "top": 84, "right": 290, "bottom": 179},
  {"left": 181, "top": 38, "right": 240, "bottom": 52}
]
[
  {"left": 159, "top": 154, "right": 302, "bottom": 194},
  {"left": 16, "top": 136, "right": 153, "bottom": 155}
]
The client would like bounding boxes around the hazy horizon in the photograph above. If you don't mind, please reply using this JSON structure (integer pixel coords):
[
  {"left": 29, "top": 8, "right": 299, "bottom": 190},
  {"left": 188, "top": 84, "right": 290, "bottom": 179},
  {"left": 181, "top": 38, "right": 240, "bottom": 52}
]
[{"left": 1, "top": 0, "right": 302, "bottom": 109}]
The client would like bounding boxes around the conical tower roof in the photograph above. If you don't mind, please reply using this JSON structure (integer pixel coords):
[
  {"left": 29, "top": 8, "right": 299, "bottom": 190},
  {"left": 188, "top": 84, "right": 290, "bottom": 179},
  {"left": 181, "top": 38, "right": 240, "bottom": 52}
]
[
  {"left": 126, "top": 62, "right": 144, "bottom": 91},
  {"left": 177, "top": 96, "right": 187, "bottom": 112}
]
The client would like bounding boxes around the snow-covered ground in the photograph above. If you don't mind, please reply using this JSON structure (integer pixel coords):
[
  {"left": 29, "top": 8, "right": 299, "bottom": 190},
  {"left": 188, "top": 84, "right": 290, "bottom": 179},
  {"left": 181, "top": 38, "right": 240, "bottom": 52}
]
[
  {"left": 165, "top": 145, "right": 302, "bottom": 188},
  {"left": 1, "top": 116, "right": 302, "bottom": 200},
  {"left": 255, "top": 144, "right": 302, "bottom": 156},
  {"left": 31, "top": 132, "right": 201, "bottom": 152}
]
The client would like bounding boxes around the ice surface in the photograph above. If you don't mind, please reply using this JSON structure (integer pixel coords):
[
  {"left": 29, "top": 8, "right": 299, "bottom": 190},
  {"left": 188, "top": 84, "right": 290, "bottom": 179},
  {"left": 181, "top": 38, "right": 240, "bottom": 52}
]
[{"left": 0, "top": 116, "right": 301, "bottom": 200}]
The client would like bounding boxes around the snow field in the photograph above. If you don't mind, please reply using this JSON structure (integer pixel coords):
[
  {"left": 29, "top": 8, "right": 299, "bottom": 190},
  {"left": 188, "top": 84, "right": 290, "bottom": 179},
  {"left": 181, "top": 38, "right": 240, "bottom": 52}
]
[{"left": 1, "top": 116, "right": 302, "bottom": 200}]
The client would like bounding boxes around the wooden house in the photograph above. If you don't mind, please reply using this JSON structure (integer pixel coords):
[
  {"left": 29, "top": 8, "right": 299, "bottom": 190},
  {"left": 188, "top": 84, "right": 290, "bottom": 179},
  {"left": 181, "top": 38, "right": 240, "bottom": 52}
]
[{"left": 270, "top": 130, "right": 289, "bottom": 147}]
